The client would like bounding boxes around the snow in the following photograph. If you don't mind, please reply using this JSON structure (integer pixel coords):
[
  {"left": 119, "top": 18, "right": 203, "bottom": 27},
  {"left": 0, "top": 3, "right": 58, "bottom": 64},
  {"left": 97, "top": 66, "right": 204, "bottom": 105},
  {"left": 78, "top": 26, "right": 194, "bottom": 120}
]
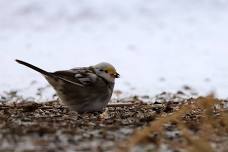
[{"left": 0, "top": 0, "right": 228, "bottom": 99}]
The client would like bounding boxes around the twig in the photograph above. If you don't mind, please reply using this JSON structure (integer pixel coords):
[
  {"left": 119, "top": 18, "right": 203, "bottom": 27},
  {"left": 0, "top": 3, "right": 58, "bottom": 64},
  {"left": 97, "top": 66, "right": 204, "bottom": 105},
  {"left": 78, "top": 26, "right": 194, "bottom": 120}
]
[{"left": 107, "top": 102, "right": 139, "bottom": 107}]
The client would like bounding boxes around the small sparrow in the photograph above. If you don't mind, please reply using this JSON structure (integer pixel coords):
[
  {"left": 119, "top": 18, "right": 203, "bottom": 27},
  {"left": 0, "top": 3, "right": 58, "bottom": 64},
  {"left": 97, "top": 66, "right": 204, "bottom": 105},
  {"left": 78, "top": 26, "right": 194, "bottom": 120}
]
[{"left": 15, "top": 59, "right": 119, "bottom": 113}]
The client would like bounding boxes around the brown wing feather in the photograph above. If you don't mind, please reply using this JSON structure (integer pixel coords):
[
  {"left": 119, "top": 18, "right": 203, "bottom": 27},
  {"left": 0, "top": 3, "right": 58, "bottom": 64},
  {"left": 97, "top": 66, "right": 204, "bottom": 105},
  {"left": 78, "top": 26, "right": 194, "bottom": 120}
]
[{"left": 52, "top": 68, "right": 96, "bottom": 86}]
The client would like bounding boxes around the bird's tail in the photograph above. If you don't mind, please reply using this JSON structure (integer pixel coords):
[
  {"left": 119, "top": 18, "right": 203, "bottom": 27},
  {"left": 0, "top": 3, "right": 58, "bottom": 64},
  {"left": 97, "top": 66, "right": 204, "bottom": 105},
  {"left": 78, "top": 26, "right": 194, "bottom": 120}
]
[{"left": 15, "top": 59, "right": 50, "bottom": 76}]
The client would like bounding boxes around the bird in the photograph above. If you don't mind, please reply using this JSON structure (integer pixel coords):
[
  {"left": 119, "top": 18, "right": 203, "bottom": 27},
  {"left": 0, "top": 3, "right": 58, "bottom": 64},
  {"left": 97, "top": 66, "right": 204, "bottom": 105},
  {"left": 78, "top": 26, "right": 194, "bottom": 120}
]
[{"left": 15, "top": 59, "right": 120, "bottom": 113}]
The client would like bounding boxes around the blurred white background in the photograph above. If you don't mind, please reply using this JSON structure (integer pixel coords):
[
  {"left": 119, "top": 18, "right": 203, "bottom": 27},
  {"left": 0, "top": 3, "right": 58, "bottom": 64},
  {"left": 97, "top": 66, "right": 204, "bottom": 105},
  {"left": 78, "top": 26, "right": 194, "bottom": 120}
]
[{"left": 0, "top": 0, "right": 228, "bottom": 98}]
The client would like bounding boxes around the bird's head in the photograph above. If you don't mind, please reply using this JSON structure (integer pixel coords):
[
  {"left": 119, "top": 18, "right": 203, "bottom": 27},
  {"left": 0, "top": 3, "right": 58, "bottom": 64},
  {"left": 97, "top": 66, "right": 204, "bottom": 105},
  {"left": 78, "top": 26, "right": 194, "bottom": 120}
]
[{"left": 93, "top": 62, "right": 120, "bottom": 83}]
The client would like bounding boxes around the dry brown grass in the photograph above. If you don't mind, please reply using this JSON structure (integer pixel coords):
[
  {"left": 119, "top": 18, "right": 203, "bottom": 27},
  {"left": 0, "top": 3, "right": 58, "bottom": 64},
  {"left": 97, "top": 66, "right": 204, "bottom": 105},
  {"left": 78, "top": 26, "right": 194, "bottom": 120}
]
[{"left": 117, "top": 96, "right": 228, "bottom": 152}]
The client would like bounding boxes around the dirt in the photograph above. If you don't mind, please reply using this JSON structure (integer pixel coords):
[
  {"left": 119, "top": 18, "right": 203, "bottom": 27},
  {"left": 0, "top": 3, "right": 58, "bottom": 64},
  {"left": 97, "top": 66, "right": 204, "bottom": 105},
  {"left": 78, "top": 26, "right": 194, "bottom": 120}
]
[{"left": 0, "top": 91, "right": 227, "bottom": 152}]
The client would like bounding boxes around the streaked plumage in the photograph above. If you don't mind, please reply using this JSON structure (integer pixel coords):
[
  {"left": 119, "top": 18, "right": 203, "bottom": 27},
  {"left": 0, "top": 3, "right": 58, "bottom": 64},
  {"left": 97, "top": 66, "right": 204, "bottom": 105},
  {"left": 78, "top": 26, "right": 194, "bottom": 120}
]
[{"left": 15, "top": 59, "right": 119, "bottom": 113}]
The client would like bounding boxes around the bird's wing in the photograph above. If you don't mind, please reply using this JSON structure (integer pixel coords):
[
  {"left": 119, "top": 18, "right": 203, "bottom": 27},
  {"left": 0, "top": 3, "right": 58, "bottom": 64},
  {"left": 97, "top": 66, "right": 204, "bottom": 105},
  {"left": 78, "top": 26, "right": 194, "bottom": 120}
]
[{"left": 52, "top": 67, "right": 98, "bottom": 87}]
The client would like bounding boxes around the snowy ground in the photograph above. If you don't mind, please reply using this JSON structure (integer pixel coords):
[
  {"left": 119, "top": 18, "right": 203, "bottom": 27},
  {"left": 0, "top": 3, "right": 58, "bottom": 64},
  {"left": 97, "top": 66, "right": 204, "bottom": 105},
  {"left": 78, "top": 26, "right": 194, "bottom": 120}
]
[{"left": 0, "top": 0, "right": 228, "bottom": 99}]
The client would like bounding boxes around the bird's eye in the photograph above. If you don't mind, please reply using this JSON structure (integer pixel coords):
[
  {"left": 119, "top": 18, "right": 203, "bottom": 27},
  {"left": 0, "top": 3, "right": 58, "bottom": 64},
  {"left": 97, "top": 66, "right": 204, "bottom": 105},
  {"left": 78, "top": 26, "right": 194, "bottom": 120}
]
[{"left": 104, "top": 70, "right": 108, "bottom": 73}]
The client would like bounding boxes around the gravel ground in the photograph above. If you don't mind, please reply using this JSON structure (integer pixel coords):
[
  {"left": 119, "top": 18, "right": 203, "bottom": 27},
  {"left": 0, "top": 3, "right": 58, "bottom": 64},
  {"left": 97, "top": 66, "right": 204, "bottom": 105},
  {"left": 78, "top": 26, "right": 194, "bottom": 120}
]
[{"left": 0, "top": 92, "right": 227, "bottom": 152}]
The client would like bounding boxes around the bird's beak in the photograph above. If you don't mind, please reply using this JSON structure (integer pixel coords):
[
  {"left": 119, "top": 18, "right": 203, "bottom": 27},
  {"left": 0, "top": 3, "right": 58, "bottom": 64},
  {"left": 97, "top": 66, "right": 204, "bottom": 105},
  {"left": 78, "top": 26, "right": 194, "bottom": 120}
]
[{"left": 114, "top": 73, "right": 120, "bottom": 78}]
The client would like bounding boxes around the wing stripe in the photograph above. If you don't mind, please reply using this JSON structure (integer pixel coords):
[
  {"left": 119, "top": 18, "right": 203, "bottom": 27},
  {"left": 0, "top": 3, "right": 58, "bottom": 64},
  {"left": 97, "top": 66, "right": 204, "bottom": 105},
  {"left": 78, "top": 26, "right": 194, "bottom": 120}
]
[{"left": 55, "top": 76, "right": 85, "bottom": 87}]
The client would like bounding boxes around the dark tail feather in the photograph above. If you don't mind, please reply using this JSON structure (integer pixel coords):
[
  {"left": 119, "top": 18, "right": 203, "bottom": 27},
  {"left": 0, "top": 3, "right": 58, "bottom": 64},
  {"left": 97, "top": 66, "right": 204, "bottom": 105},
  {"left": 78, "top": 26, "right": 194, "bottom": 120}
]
[{"left": 15, "top": 59, "right": 50, "bottom": 76}]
